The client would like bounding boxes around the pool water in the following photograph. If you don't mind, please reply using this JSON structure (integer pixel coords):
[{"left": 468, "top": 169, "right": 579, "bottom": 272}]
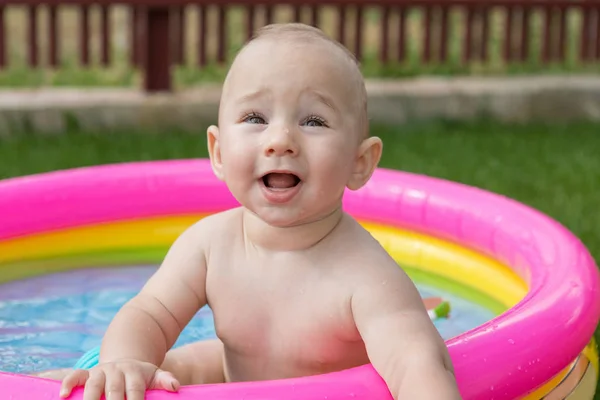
[{"left": 0, "top": 265, "right": 496, "bottom": 374}]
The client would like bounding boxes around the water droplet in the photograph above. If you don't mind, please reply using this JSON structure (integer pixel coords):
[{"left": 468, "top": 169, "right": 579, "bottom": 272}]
[
  {"left": 517, "top": 365, "right": 522, "bottom": 371},
  {"left": 508, "top": 339, "right": 515, "bottom": 345},
  {"left": 490, "top": 385, "right": 495, "bottom": 391}
]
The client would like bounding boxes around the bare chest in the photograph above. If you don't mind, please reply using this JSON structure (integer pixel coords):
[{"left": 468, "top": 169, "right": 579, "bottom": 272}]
[{"left": 205, "top": 251, "right": 365, "bottom": 377}]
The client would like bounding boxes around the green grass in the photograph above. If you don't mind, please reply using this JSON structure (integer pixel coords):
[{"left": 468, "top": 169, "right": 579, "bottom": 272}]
[{"left": 1, "top": 119, "right": 599, "bottom": 397}]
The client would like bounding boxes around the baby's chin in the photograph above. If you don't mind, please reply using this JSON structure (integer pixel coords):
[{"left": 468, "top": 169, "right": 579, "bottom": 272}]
[
  {"left": 251, "top": 207, "right": 312, "bottom": 229},
  {"left": 255, "top": 205, "right": 345, "bottom": 231},
  {"left": 249, "top": 202, "right": 333, "bottom": 227}
]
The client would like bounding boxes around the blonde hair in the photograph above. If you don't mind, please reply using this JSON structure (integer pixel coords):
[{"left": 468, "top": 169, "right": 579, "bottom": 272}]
[
  {"left": 252, "top": 23, "right": 360, "bottom": 66},
  {"left": 230, "top": 23, "right": 369, "bottom": 138}
]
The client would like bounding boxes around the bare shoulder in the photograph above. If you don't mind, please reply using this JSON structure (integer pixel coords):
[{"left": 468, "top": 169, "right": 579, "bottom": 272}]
[
  {"left": 329, "top": 214, "right": 404, "bottom": 276},
  {"left": 177, "top": 208, "right": 242, "bottom": 245},
  {"left": 158, "top": 207, "right": 243, "bottom": 269},
  {"left": 142, "top": 208, "right": 243, "bottom": 296},
  {"left": 328, "top": 214, "right": 421, "bottom": 305},
  {"left": 132, "top": 210, "right": 245, "bottom": 330}
]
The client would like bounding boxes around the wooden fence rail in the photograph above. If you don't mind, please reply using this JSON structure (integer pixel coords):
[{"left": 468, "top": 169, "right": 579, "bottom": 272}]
[{"left": 0, "top": 0, "right": 598, "bottom": 92}]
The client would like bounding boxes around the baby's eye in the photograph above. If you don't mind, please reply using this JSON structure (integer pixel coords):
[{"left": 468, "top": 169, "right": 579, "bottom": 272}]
[
  {"left": 243, "top": 113, "right": 266, "bottom": 124},
  {"left": 303, "top": 116, "right": 327, "bottom": 128}
]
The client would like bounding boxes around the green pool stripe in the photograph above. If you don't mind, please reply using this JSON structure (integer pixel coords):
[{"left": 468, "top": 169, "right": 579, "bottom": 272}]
[
  {"left": 0, "top": 247, "right": 169, "bottom": 284},
  {"left": 402, "top": 266, "right": 508, "bottom": 315}
]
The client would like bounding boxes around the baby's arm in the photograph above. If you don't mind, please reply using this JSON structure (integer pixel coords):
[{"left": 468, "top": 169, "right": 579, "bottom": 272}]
[
  {"left": 100, "top": 220, "right": 209, "bottom": 367},
  {"left": 60, "top": 220, "right": 210, "bottom": 398},
  {"left": 351, "top": 257, "right": 461, "bottom": 400}
]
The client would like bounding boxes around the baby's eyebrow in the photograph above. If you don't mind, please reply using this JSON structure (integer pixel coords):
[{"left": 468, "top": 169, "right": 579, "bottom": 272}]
[
  {"left": 310, "top": 90, "right": 338, "bottom": 113},
  {"left": 236, "top": 88, "right": 270, "bottom": 104}
]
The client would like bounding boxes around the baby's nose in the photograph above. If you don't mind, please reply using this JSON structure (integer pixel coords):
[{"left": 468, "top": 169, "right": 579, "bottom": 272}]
[{"left": 264, "top": 127, "right": 298, "bottom": 157}]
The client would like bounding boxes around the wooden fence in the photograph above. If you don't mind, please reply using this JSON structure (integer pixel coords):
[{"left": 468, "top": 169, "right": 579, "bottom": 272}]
[{"left": 0, "top": 0, "right": 599, "bottom": 92}]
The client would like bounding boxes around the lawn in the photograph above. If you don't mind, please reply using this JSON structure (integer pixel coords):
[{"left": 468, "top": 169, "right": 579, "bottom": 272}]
[{"left": 0, "top": 119, "right": 599, "bottom": 397}]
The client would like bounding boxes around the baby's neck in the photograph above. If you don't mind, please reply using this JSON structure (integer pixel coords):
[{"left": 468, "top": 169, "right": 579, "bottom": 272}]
[{"left": 242, "top": 207, "right": 344, "bottom": 252}]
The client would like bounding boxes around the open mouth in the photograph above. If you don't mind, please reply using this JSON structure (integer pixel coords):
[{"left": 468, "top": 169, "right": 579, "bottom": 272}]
[{"left": 261, "top": 172, "right": 301, "bottom": 190}]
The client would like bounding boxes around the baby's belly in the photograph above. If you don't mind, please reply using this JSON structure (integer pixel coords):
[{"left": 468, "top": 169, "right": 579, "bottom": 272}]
[{"left": 222, "top": 336, "right": 370, "bottom": 382}]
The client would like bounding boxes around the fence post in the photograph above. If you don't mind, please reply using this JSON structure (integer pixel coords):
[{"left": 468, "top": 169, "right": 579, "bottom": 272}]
[
  {"left": 0, "top": 6, "right": 6, "bottom": 68},
  {"left": 144, "top": 6, "right": 171, "bottom": 92}
]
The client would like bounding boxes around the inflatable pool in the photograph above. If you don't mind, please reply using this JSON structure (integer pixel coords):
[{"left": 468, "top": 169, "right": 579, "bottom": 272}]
[{"left": 0, "top": 159, "right": 598, "bottom": 399}]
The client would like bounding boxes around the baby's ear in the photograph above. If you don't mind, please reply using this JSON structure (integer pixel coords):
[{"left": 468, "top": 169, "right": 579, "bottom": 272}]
[
  {"left": 347, "top": 136, "right": 383, "bottom": 191},
  {"left": 207, "top": 125, "right": 225, "bottom": 181}
]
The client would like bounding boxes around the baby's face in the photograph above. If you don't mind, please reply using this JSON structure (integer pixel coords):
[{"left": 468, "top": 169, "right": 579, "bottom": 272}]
[{"left": 209, "top": 37, "right": 368, "bottom": 227}]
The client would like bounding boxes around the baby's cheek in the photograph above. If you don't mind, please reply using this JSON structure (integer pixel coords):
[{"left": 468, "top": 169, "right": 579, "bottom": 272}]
[
  {"left": 320, "top": 158, "right": 354, "bottom": 190},
  {"left": 223, "top": 142, "right": 255, "bottom": 167}
]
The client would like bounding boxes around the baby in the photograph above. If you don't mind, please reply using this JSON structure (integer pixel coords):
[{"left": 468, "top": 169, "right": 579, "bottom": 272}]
[{"left": 42, "top": 23, "right": 461, "bottom": 400}]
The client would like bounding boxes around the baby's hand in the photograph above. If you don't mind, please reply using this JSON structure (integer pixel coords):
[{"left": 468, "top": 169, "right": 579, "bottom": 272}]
[{"left": 59, "top": 359, "right": 180, "bottom": 400}]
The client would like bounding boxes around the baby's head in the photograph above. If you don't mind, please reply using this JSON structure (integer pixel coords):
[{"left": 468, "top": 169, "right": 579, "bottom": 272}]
[
  {"left": 223, "top": 23, "right": 369, "bottom": 138},
  {"left": 208, "top": 23, "right": 382, "bottom": 227}
]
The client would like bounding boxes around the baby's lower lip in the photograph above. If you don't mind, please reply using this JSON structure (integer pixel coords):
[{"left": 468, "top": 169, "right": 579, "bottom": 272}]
[
  {"left": 259, "top": 180, "right": 302, "bottom": 203},
  {"left": 258, "top": 177, "right": 300, "bottom": 191}
]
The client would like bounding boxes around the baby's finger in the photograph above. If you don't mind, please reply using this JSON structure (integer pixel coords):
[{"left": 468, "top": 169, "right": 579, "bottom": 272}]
[
  {"left": 60, "top": 369, "right": 89, "bottom": 398},
  {"left": 124, "top": 374, "right": 147, "bottom": 400},
  {"left": 150, "top": 369, "right": 180, "bottom": 392},
  {"left": 104, "top": 370, "right": 125, "bottom": 400},
  {"left": 83, "top": 370, "right": 106, "bottom": 400}
]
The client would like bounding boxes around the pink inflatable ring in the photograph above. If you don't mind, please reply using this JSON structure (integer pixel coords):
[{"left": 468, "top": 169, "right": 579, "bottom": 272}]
[{"left": 0, "top": 159, "right": 598, "bottom": 399}]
